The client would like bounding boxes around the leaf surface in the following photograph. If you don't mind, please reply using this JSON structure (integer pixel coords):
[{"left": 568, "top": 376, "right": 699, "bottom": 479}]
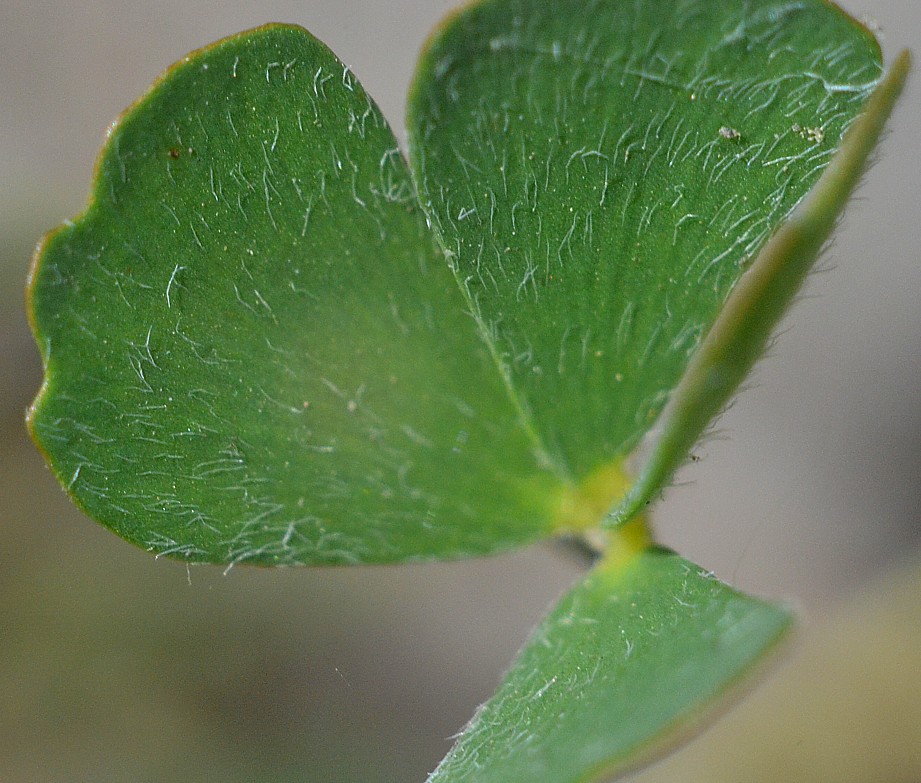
[
  {"left": 428, "top": 545, "right": 792, "bottom": 783},
  {"left": 24, "top": 7, "right": 906, "bottom": 779},
  {"left": 408, "top": 0, "right": 892, "bottom": 514},
  {"left": 616, "top": 47, "right": 910, "bottom": 523},
  {"left": 28, "top": 3, "right": 906, "bottom": 563},
  {"left": 27, "top": 25, "right": 566, "bottom": 564}
]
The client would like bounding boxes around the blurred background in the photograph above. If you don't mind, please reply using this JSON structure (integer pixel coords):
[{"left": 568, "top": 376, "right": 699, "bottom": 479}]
[{"left": 1, "top": 1, "right": 918, "bottom": 781}]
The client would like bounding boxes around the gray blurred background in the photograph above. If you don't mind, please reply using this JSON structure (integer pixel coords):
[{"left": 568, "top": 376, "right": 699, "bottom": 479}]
[{"left": 1, "top": 1, "right": 918, "bottom": 781}]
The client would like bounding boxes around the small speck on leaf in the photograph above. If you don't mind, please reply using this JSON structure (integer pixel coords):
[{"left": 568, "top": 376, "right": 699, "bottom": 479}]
[{"left": 792, "top": 123, "right": 825, "bottom": 143}]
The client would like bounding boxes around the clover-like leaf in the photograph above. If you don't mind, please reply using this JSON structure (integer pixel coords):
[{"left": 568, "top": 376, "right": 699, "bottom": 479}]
[
  {"left": 29, "top": 3, "right": 905, "bottom": 565},
  {"left": 408, "top": 0, "right": 904, "bottom": 520},
  {"left": 25, "top": 2, "right": 908, "bottom": 780},
  {"left": 429, "top": 540, "right": 792, "bottom": 783},
  {"left": 27, "top": 25, "right": 570, "bottom": 565}
]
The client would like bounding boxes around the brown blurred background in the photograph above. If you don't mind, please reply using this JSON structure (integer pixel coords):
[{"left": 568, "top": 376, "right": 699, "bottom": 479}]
[{"left": 1, "top": 1, "right": 918, "bottom": 781}]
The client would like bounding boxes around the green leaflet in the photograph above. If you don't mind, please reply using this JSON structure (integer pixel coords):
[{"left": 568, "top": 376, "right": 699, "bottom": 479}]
[
  {"left": 429, "top": 544, "right": 792, "bottom": 783},
  {"left": 408, "top": 0, "right": 891, "bottom": 513},
  {"left": 27, "top": 25, "right": 567, "bottom": 565}
]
